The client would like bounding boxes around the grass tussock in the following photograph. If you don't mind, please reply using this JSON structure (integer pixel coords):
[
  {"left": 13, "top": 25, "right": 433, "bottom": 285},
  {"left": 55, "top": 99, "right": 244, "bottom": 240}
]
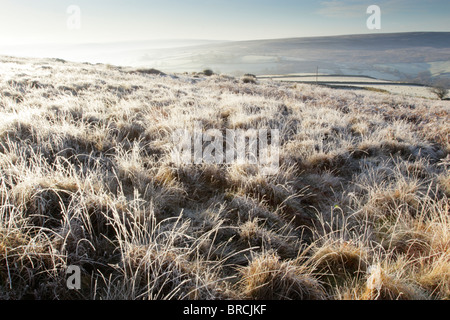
[
  {"left": 0, "top": 55, "right": 448, "bottom": 300},
  {"left": 239, "top": 252, "right": 326, "bottom": 300}
]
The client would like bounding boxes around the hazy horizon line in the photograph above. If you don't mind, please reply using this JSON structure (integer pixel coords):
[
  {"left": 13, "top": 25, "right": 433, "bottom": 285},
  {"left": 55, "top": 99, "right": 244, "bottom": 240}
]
[{"left": 2, "top": 30, "right": 449, "bottom": 48}]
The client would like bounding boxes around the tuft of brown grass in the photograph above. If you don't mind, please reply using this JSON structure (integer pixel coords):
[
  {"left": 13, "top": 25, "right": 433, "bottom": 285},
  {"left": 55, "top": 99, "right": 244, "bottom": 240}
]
[
  {"left": 415, "top": 254, "right": 450, "bottom": 299},
  {"left": 239, "top": 252, "right": 326, "bottom": 300},
  {"left": 362, "top": 262, "right": 428, "bottom": 300},
  {"left": 311, "top": 240, "right": 368, "bottom": 280}
]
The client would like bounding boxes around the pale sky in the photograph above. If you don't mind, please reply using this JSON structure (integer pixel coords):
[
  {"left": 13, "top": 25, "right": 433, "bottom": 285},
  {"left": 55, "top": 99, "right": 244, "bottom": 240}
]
[{"left": 0, "top": 0, "right": 449, "bottom": 45}]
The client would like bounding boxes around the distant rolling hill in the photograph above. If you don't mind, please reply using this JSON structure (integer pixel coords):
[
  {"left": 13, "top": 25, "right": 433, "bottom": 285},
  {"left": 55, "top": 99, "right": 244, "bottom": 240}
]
[
  {"left": 1, "top": 32, "right": 449, "bottom": 81},
  {"left": 140, "top": 32, "right": 450, "bottom": 80}
]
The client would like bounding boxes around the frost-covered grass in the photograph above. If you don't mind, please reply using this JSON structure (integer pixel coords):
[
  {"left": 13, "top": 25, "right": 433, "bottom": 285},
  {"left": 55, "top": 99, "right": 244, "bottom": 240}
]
[{"left": 0, "top": 55, "right": 448, "bottom": 300}]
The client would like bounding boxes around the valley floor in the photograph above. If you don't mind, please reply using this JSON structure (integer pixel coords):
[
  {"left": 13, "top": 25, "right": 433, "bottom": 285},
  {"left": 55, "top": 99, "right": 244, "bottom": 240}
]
[{"left": 259, "top": 74, "right": 438, "bottom": 99}]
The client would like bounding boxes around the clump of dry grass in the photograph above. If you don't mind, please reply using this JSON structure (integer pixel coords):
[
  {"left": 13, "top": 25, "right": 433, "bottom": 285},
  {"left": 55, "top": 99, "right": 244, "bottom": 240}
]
[
  {"left": 438, "top": 172, "right": 450, "bottom": 197},
  {"left": 239, "top": 252, "right": 326, "bottom": 300},
  {"left": 415, "top": 254, "right": 450, "bottom": 299},
  {"left": 362, "top": 260, "right": 428, "bottom": 300},
  {"left": 241, "top": 75, "right": 257, "bottom": 84},
  {"left": 238, "top": 219, "right": 300, "bottom": 260},
  {"left": 0, "top": 226, "right": 68, "bottom": 299},
  {"left": 311, "top": 240, "right": 368, "bottom": 280}
]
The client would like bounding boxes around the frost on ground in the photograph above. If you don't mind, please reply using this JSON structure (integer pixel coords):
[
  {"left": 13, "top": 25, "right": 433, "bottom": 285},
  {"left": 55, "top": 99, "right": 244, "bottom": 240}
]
[{"left": 0, "top": 56, "right": 449, "bottom": 300}]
